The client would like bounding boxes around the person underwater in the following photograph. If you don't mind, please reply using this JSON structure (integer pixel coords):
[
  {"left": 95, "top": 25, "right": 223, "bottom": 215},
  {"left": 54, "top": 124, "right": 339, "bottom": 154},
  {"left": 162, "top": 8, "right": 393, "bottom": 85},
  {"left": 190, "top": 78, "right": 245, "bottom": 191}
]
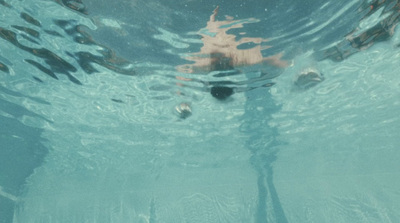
[{"left": 175, "top": 6, "right": 289, "bottom": 100}]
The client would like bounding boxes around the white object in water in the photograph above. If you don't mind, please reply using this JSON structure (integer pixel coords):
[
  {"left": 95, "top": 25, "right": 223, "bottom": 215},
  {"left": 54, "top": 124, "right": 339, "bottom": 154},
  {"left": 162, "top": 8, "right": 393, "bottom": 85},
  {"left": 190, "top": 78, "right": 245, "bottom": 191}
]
[
  {"left": 294, "top": 68, "right": 324, "bottom": 89},
  {"left": 174, "top": 102, "right": 192, "bottom": 119}
]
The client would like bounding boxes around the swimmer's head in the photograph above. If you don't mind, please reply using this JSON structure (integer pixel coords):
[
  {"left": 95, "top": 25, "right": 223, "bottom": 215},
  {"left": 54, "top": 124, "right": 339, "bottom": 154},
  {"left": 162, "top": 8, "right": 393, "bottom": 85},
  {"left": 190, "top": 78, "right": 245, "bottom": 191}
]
[{"left": 210, "top": 86, "right": 234, "bottom": 100}]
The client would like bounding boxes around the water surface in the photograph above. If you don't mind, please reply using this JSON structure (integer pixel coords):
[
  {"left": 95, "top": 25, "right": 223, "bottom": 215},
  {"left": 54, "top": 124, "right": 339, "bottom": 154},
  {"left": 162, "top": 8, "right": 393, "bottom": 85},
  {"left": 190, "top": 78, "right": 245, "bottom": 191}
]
[{"left": 1, "top": 0, "right": 400, "bottom": 222}]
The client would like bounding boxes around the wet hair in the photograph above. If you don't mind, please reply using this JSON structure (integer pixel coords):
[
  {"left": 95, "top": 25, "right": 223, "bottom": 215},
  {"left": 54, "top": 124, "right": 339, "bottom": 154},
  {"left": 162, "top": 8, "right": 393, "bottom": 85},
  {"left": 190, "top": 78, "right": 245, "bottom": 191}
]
[{"left": 210, "top": 86, "right": 234, "bottom": 100}]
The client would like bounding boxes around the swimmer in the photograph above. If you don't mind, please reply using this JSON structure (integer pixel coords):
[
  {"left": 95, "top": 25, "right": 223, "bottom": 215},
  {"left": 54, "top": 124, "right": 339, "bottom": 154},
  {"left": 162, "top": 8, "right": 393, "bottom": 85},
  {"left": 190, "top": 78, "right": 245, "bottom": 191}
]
[
  {"left": 177, "top": 6, "right": 289, "bottom": 73},
  {"left": 175, "top": 6, "right": 286, "bottom": 100}
]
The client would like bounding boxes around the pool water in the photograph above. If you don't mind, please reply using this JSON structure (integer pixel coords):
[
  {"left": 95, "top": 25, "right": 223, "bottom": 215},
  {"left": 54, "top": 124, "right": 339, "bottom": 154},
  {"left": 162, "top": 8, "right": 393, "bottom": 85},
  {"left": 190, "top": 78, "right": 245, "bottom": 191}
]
[{"left": 1, "top": 0, "right": 400, "bottom": 222}]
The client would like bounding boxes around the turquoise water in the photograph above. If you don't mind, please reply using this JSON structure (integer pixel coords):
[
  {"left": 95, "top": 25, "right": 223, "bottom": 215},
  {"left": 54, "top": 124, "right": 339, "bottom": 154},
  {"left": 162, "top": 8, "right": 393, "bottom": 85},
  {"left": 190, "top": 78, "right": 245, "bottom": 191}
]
[{"left": 1, "top": 0, "right": 400, "bottom": 222}]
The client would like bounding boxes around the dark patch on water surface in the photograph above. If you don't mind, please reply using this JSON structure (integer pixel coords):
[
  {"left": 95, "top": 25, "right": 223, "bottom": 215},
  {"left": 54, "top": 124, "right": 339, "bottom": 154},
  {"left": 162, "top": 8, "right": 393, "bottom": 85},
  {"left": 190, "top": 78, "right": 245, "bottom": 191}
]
[
  {"left": 20, "top": 12, "right": 41, "bottom": 27},
  {"left": 0, "top": 61, "right": 9, "bottom": 73},
  {"left": 315, "top": 0, "right": 400, "bottom": 62},
  {"left": 54, "top": 0, "right": 88, "bottom": 15},
  {"left": 43, "top": 29, "right": 63, "bottom": 37},
  {"left": 0, "top": 27, "right": 81, "bottom": 84},
  {"left": 25, "top": 59, "right": 59, "bottom": 80},
  {"left": 0, "top": 0, "right": 11, "bottom": 8},
  {"left": 0, "top": 10, "right": 136, "bottom": 84},
  {"left": 53, "top": 19, "right": 96, "bottom": 45},
  {"left": 72, "top": 51, "right": 136, "bottom": 76},
  {"left": 32, "top": 76, "right": 44, "bottom": 83},
  {"left": 111, "top": 98, "right": 123, "bottom": 103},
  {"left": 11, "top": 25, "right": 40, "bottom": 38}
]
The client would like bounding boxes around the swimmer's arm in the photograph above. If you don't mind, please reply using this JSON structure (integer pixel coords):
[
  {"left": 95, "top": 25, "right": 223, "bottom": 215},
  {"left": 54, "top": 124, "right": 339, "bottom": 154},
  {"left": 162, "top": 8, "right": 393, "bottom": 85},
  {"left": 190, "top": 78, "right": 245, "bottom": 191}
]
[
  {"left": 262, "top": 52, "right": 290, "bottom": 68},
  {"left": 238, "top": 37, "right": 269, "bottom": 45},
  {"left": 209, "top": 6, "right": 219, "bottom": 22}
]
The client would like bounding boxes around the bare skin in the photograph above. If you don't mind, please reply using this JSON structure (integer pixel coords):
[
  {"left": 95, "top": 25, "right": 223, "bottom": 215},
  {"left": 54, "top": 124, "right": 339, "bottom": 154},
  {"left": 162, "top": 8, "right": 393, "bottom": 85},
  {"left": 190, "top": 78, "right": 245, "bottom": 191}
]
[{"left": 177, "top": 6, "right": 289, "bottom": 73}]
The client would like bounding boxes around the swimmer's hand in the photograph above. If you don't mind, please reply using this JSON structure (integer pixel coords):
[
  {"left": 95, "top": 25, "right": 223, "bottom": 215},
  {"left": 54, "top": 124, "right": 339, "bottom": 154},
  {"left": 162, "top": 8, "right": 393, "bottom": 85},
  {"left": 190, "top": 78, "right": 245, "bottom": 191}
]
[{"left": 210, "top": 6, "right": 219, "bottom": 22}]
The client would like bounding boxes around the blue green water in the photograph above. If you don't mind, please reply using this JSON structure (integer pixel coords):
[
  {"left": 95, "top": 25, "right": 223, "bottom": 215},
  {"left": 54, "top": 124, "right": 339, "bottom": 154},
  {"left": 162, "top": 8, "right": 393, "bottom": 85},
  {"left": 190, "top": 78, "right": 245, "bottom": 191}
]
[{"left": 1, "top": 0, "right": 400, "bottom": 222}]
